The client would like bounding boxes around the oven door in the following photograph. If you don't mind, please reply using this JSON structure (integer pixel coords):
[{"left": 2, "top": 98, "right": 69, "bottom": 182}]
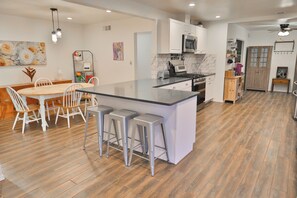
[{"left": 192, "top": 80, "right": 206, "bottom": 110}]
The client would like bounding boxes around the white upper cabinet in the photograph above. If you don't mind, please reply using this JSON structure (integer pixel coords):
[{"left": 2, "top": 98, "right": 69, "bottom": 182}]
[
  {"left": 195, "top": 26, "right": 208, "bottom": 54},
  {"left": 158, "top": 19, "right": 184, "bottom": 54},
  {"left": 184, "top": 24, "right": 196, "bottom": 36}
]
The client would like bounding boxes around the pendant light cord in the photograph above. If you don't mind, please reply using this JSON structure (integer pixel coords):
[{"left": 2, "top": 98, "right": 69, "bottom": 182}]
[
  {"left": 51, "top": 9, "right": 55, "bottom": 31},
  {"left": 57, "top": 9, "right": 60, "bottom": 28}
]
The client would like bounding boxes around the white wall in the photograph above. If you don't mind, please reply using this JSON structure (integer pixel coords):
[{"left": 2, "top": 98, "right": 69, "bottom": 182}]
[
  {"left": 227, "top": 24, "right": 249, "bottom": 70},
  {"left": 0, "top": 14, "right": 84, "bottom": 86},
  {"left": 248, "top": 30, "right": 297, "bottom": 92},
  {"left": 205, "top": 22, "right": 229, "bottom": 102},
  {"left": 83, "top": 17, "right": 156, "bottom": 85}
]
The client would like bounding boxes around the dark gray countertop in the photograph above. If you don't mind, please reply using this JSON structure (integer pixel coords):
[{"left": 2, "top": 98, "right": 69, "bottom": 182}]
[{"left": 77, "top": 78, "right": 198, "bottom": 106}]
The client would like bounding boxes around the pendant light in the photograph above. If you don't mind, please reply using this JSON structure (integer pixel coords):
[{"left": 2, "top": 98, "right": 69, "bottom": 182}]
[
  {"left": 56, "top": 8, "right": 62, "bottom": 38},
  {"left": 50, "top": 8, "right": 58, "bottom": 43}
]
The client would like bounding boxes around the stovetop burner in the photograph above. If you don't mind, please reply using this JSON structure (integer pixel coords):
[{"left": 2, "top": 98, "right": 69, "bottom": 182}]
[{"left": 175, "top": 73, "right": 205, "bottom": 79}]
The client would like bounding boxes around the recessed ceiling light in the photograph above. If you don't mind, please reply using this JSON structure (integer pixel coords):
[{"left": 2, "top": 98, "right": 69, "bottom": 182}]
[
  {"left": 189, "top": 3, "right": 195, "bottom": 7},
  {"left": 106, "top": 10, "right": 112, "bottom": 13},
  {"left": 67, "top": 17, "right": 72, "bottom": 20},
  {"left": 215, "top": 15, "right": 221, "bottom": 19}
]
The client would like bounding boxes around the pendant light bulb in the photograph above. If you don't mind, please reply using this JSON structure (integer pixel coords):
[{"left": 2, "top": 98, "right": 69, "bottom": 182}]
[
  {"left": 56, "top": 28, "right": 62, "bottom": 38},
  {"left": 52, "top": 31, "right": 58, "bottom": 43}
]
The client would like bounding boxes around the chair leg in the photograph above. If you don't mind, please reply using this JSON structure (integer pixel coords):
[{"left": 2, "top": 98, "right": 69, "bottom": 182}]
[
  {"left": 128, "top": 122, "right": 137, "bottom": 166},
  {"left": 78, "top": 107, "right": 86, "bottom": 122},
  {"left": 83, "top": 111, "right": 90, "bottom": 150},
  {"left": 46, "top": 101, "right": 50, "bottom": 121},
  {"left": 52, "top": 101, "right": 56, "bottom": 113},
  {"left": 32, "top": 111, "right": 39, "bottom": 123},
  {"left": 84, "top": 99, "right": 87, "bottom": 116},
  {"left": 12, "top": 112, "right": 20, "bottom": 130},
  {"left": 66, "top": 108, "right": 70, "bottom": 128},
  {"left": 22, "top": 113, "right": 27, "bottom": 134},
  {"left": 55, "top": 107, "right": 60, "bottom": 125}
]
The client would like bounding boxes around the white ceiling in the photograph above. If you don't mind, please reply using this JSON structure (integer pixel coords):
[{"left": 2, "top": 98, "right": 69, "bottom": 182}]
[
  {"left": 1, "top": 0, "right": 297, "bottom": 31},
  {"left": 0, "top": 0, "right": 131, "bottom": 24}
]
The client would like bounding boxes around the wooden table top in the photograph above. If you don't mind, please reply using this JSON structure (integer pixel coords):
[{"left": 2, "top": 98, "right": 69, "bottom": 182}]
[{"left": 17, "top": 83, "right": 93, "bottom": 96}]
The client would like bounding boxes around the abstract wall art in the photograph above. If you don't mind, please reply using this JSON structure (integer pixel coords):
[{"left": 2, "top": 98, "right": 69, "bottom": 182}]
[
  {"left": 0, "top": 41, "right": 47, "bottom": 66},
  {"left": 113, "top": 42, "right": 124, "bottom": 61}
]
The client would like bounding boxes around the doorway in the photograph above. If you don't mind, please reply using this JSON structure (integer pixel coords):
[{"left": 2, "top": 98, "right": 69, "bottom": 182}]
[
  {"left": 134, "top": 32, "right": 152, "bottom": 80},
  {"left": 245, "top": 46, "right": 272, "bottom": 91}
]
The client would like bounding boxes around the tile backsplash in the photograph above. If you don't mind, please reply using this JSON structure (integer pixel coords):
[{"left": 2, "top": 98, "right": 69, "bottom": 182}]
[{"left": 151, "top": 53, "right": 216, "bottom": 78}]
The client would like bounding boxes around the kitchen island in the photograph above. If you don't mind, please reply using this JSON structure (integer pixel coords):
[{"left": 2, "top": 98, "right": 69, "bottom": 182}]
[{"left": 78, "top": 78, "right": 198, "bottom": 164}]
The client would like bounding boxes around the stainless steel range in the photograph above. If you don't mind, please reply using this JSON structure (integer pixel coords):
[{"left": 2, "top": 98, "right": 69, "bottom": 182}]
[{"left": 168, "top": 61, "right": 206, "bottom": 111}]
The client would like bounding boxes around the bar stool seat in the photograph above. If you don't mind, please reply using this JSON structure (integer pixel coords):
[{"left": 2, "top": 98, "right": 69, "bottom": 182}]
[
  {"left": 106, "top": 109, "right": 138, "bottom": 166},
  {"left": 83, "top": 105, "right": 113, "bottom": 157},
  {"left": 128, "top": 113, "right": 169, "bottom": 176}
]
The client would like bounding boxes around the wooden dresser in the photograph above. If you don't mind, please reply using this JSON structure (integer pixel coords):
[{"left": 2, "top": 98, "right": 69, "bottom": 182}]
[
  {"left": 0, "top": 79, "right": 72, "bottom": 119},
  {"left": 224, "top": 75, "right": 244, "bottom": 103}
]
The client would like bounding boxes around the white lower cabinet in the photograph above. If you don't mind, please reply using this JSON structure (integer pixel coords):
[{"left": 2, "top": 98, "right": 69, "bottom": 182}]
[
  {"left": 205, "top": 75, "right": 215, "bottom": 102},
  {"left": 159, "top": 80, "right": 192, "bottom": 92}
]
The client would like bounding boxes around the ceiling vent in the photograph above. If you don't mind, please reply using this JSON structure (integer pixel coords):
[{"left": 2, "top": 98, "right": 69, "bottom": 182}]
[{"left": 102, "top": 25, "right": 111, "bottom": 31}]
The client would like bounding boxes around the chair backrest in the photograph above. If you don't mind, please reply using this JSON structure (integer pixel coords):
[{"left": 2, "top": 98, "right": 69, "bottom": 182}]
[
  {"left": 88, "top": 76, "right": 100, "bottom": 86},
  {"left": 34, "top": 78, "right": 53, "bottom": 87},
  {"left": 63, "top": 84, "right": 83, "bottom": 108},
  {"left": 6, "top": 86, "right": 29, "bottom": 112}
]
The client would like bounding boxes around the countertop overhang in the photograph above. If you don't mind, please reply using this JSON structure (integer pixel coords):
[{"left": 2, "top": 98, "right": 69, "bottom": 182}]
[{"left": 77, "top": 78, "right": 198, "bottom": 106}]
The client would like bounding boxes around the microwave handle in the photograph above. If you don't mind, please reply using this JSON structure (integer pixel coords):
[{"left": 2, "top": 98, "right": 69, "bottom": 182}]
[{"left": 194, "top": 38, "right": 197, "bottom": 50}]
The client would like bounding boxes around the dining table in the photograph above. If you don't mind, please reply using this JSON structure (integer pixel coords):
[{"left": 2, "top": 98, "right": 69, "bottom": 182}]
[{"left": 17, "top": 83, "right": 94, "bottom": 132}]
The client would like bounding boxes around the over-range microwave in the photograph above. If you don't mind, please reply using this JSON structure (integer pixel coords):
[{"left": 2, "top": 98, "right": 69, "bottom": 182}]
[{"left": 182, "top": 34, "right": 197, "bottom": 53}]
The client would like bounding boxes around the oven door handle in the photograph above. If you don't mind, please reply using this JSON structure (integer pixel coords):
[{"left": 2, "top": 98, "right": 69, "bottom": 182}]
[{"left": 194, "top": 81, "right": 206, "bottom": 85}]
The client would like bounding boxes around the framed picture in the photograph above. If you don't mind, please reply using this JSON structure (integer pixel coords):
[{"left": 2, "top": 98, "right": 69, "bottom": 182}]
[
  {"left": 113, "top": 42, "right": 124, "bottom": 61},
  {"left": 276, "top": 66, "right": 288, "bottom": 78}
]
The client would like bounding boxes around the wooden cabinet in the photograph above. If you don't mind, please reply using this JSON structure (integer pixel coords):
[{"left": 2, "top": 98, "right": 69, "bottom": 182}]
[
  {"left": 205, "top": 75, "right": 215, "bottom": 102},
  {"left": 159, "top": 80, "right": 192, "bottom": 91},
  {"left": 195, "top": 26, "right": 208, "bottom": 54},
  {"left": 0, "top": 79, "right": 72, "bottom": 119},
  {"left": 246, "top": 46, "right": 272, "bottom": 91},
  {"left": 158, "top": 19, "right": 184, "bottom": 54},
  {"left": 224, "top": 76, "right": 243, "bottom": 103}
]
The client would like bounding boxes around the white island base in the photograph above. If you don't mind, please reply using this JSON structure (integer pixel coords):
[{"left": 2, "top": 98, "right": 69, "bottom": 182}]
[{"left": 98, "top": 95, "right": 197, "bottom": 164}]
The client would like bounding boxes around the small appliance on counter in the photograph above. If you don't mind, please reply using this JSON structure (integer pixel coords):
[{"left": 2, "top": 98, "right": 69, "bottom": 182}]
[{"left": 157, "top": 70, "right": 170, "bottom": 79}]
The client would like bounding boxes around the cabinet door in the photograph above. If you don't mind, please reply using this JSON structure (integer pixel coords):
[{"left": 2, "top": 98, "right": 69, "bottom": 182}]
[
  {"left": 170, "top": 20, "right": 184, "bottom": 53},
  {"left": 196, "top": 27, "right": 207, "bottom": 54},
  {"left": 206, "top": 75, "right": 215, "bottom": 101}
]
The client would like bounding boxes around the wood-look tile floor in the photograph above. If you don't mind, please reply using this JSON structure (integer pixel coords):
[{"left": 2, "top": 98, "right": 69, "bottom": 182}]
[{"left": 0, "top": 91, "right": 296, "bottom": 198}]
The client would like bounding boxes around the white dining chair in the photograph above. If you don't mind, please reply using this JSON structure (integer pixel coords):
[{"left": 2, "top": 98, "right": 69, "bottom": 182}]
[
  {"left": 55, "top": 83, "right": 86, "bottom": 128},
  {"left": 6, "top": 86, "right": 40, "bottom": 134},
  {"left": 83, "top": 76, "right": 99, "bottom": 115},
  {"left": 35, "top": 78, "right": 57, "bottom": 121}
]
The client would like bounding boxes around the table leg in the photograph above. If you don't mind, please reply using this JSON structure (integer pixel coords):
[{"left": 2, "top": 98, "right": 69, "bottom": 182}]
[{"left": 39, "top": 96, "right": 47, "bottom": 132}]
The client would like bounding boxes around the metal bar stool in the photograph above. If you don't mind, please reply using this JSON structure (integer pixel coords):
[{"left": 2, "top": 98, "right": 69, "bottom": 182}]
[
  {"left": 128, "top": 113, "right": 169, "bottom": 176},
  {"left": 106, "top": 109, "right": 138, "bottom": 166},
  {"left": 83, "top": 105, "right": 113, "bottom": 157}
]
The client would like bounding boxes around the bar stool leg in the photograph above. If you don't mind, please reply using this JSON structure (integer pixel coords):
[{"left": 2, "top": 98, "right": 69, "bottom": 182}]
[
  {"left": 106, "top": 117, "right": 113, "bottom": 158},
  {"left": 97, "top": 113, "right": 104, "bottom": 157},
  {"left": 128, "top": 122, "right": 137, "bottom": 166},
  {"left": 112, "top": 120, "right": 120, "bottom": 146},
  {"left": 83, "top": 111, "right": 90, "bottom": 150},
  {"left": 121, "top": 118, "right": 129, "bottom": 166},
  {"left": 161, "top": 123, "right": 169, "bottom": 161},
  {"left": 147, "top": 125, "right": 155, "bottom": 176}
]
